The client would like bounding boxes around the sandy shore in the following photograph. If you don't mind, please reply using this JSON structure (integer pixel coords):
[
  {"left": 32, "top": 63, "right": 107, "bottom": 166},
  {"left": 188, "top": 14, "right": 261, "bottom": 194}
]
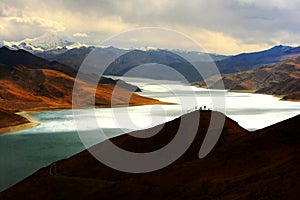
[
  {"left": 0, "top": 121, "right": 39, "bottom": 135},
  {"left": 0, "top": 111, "right": 40, "bottom": 135},
  {"left": 229, "top": 89, "right": 256, "bottom": 93}
]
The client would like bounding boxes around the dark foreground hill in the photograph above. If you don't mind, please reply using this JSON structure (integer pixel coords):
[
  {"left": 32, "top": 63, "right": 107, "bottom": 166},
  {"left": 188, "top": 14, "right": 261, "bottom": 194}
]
[{"left": 1, "top": 111, "right": 299, "bottom": 199}]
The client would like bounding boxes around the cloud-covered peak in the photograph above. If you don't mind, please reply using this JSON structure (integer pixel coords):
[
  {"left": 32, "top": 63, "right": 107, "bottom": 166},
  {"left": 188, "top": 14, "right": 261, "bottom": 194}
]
[{"left": 2, "top": 32, "right": 84, "bottom": 52}]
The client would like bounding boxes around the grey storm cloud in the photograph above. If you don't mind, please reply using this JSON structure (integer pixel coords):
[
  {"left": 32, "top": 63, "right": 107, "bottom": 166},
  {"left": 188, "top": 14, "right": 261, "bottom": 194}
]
[{"left": 1, "top": 0, "right": 300, "bottom": 53}]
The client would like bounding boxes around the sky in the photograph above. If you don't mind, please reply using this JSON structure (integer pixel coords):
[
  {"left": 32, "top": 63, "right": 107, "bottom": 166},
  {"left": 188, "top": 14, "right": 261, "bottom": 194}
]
[{"left": 0, "top": 0, "right": 300, "bottom": 54}]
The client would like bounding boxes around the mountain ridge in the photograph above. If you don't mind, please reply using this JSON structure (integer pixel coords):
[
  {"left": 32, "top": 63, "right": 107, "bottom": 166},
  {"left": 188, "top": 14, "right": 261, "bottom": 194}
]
[
  {"left": 216, "top": 45, "right": 300, "bottom": 74},
  {"left": 3, "top": 34, "right": 300, "bottom": 80},
  {"left": 194, "top": 56, "right": 300, "bottom": 100}
]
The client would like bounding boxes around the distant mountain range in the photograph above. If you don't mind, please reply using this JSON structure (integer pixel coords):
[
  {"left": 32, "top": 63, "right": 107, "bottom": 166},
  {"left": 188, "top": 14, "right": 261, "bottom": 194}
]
[
  {"left": 1, "top": 34, "right": 229, "bottom": 82},
  {"left": 1, "top": 110, "right": 299, "bottom": 199},
  {"left": 35, "top": 47, "right": 228, "bottom": 83},
  {"left": 3, "top": 34, "right": 300, "bottom": 75},
  {"left": 216, "top": 45, "right": 300, "bottom": 74},
  {"left": 105, "top": 49, "right": 208, "bottom": 82},
  {"left": 2, "top": 35, "right": 300, "bottom": 98},
  {"left": 31, "top": 43, "right": 300, "bottom": 85}
]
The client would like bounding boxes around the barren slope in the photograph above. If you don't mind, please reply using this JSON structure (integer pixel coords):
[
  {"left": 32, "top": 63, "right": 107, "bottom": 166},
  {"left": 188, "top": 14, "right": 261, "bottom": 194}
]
[
  {"left": 195, "top": 57, "right": 300, "bottom": 100},
  {"left": 1, "top": 111, "right": 298, "bottom": 199}
]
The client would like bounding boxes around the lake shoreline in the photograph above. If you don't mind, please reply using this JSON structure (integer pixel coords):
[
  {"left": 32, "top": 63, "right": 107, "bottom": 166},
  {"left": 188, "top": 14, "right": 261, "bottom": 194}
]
[
  {"left": 0, "top": 100, "right": 175, "bottom": 135},
  {"left": 0, "top": 121, "right": 39, "bottom": 135},
  {"left": 0, "top": 111, "right": 41, "bottom": 135},
  {"left": 230, "top": 90, "right": 290, "bottom": 101},
  {"left": 223, "top": 89, "right": 294, "bottom": 101},
  {"left": 201, "top": 86, "right": 299, "bottom": 102},
  {"left": 1, "top": 87, "right": 298, "bottom": 135},
  {"left": 192, "top": 83, "right": 300, "bottom": 102}
]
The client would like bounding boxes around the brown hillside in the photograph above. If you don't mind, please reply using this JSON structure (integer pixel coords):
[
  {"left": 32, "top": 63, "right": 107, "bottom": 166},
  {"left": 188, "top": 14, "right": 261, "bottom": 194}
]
[
  {"left": 195, "top": 57, "right": 300, "bottom": 100},
  {"left": 1, "top": 111, "right": 298, "bottom": 199},
  {"left": 0, "top": 64, "right": 166, "bottom": 112}
]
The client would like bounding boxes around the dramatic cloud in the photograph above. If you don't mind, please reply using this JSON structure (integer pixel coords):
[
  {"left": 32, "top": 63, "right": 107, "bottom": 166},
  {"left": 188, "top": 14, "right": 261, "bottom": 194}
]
[{"left": 1, "top": 0, "right": 300, "bottom": 54}]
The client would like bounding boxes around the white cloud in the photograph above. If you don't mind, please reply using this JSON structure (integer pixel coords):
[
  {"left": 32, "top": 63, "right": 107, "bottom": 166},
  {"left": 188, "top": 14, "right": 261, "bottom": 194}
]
[
  {"left": 190, "top": 29, "right": 270, "bottom": 55},
  {"left": 73, "top": 32, "right": 88, "bottom": 37}
]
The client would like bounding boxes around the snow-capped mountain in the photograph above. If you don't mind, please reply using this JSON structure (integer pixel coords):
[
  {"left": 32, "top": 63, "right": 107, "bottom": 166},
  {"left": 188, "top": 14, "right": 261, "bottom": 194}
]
[
  {"left": 137, "top": 46, "right": 159, "bottom": 51},
  {"left": 2, "top": 32, "right": 88, "bottom": 53},
  {"left": 172, "top": 49, "right": 229, "bottom": 62}
]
